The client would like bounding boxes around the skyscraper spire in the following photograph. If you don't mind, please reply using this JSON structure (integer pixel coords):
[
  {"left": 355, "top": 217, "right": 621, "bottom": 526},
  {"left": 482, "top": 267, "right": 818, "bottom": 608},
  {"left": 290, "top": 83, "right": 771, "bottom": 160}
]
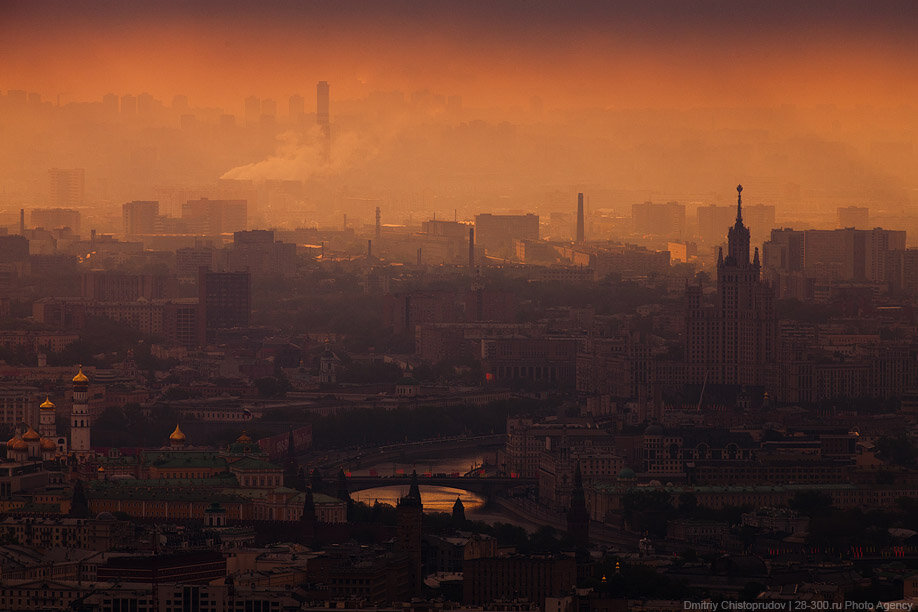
[
  {"left": 727, "top": 184, "right": 751, "bottom": 266},
  {"left": 736, "top": 184, "right": 743, "bottom": 223}
]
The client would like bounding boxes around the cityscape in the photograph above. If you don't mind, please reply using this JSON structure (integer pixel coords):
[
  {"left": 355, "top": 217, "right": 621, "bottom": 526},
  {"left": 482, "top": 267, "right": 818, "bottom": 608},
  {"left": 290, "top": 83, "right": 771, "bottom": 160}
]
[{"left": 1, "top": 1, "right": 918, "bottom": 611}]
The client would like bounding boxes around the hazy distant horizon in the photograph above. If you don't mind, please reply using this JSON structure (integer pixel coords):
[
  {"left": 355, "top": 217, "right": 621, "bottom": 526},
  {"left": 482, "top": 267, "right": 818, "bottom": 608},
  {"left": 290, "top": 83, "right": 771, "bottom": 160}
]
[{"left": 2, "top": 1, "right": 917, "bottom": 237}]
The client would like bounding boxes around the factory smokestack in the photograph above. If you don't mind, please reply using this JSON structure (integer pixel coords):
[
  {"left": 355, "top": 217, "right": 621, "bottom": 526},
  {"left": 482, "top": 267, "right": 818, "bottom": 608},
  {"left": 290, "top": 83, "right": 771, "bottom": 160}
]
[
  {"left": 576, "top": 193, "right": 585, "bottom": 243},
  {"left": 19, "top": 209, "right": 24, "bottom": 235},
  {"left": 367, "top": 239, "right": 372, "bottom": 259},
  {"left": 375, "top": 207, "right": 381, "bottom": 240}
]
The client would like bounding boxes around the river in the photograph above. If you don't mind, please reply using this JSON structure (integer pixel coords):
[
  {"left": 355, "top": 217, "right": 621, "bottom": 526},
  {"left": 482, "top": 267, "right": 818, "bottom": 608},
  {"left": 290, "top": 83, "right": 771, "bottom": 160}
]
[
  {"left": 348, "top": 450, "right": 547, "bottom": 532},
  {"left": 349, "top": 449, "right": 496, "bottom": 478}
]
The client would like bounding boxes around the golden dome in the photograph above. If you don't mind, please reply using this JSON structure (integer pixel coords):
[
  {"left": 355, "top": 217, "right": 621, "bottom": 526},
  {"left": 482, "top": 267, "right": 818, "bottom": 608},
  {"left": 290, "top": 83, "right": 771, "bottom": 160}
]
[
  {"left": 236, "top": 431, "right": 252, "bottom": 443},
  {"left": 169, "top": 424, "right": 186, "bottom": 441},
  {"left": 97, "top": 466, "right": 105, "bottom": 472},
  {"left": 5, "top": 435, "right": 16, "bottom": 447},
  {"left": 10, "top": 437, "right": 27, "bottom": 451},
  {"left": 40, "top": 437, "right": 56, "bottom": 451},
  {"left": 72, "top": 366, "right": 89, "bottom": 383},
  {"left": 40, "top": 397, "right": 55, "bottom": 409},
  {"left": 22, "top": 427, "right": 41, "bottom": 442}
]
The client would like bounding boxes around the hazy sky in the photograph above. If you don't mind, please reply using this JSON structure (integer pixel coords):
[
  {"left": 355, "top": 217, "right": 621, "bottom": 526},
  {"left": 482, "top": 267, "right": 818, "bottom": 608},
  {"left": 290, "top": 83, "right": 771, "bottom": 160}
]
[{"left": 3, "top": 0, "right": 917, "bottom": 109}]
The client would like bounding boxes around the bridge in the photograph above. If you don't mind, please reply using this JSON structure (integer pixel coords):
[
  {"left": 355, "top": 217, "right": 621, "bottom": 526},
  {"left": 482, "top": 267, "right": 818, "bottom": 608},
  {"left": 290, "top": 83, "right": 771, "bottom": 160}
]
[
  {"left": 314, "top": 433, "right": 507, "bottom": 471},
  {"left": 347, "top": 475, "right": 536, "bottom": 498}
]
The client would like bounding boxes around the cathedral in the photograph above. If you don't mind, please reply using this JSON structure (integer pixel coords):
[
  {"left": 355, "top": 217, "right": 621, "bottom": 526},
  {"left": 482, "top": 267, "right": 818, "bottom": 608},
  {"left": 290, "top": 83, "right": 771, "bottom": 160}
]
[
  {"left": 685, "top": 185, "right": 776, "bottom": 389},
  {"left": 4, "top": 366, "right": 92, "bottom": 463}
]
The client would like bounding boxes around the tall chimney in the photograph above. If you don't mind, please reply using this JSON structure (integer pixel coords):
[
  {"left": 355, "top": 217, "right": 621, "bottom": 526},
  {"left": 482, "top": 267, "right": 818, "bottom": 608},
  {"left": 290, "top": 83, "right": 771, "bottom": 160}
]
[
  {"left": 19, "top": 209, "right": 24, "bottom": 235},
  {"left": 367, "top": 239, "right": 372, "bottom": 259},
  {"left": 468, "top": 227, "right": 475, "bottom": 274},
  {"left": 375, "top": 207, "right": 381, "bottom": 240},
  {"left": 342, "top": 213, "right": 347, "bottom": 231},
  {"left": 416, "top": 247, "right": 422, "bottom": 266},
  {"left": 576, "top": 193, "right": 585, "bottom": 243}
]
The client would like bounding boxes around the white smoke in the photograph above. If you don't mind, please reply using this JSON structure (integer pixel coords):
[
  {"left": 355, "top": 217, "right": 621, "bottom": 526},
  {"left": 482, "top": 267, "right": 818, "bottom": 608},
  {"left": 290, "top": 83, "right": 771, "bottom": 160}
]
[{"left": 220, "top": 124, "right": 375, "bottom": 182}]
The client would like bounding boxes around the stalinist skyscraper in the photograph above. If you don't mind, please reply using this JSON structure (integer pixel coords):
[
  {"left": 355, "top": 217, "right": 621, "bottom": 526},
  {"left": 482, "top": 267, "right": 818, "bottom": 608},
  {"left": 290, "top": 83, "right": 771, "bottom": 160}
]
[{"left": 686, "top": 185, "right": 775, "bottom": 388}]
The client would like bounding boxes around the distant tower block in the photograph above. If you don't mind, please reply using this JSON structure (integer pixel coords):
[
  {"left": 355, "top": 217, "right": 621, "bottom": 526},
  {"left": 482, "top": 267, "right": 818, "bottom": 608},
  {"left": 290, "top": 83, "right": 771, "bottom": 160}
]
[
  {"left": 468, "top": 227, "right": 475, "bottom": 274},
  {"left": 576, "top": 193, "right": 585, "bottom": 243},
  {"left": 375, "top": 207, "right": 381, "bottom": 240},
  {"left": 316, "top": 81, "right": 330, "bottom": 161}
]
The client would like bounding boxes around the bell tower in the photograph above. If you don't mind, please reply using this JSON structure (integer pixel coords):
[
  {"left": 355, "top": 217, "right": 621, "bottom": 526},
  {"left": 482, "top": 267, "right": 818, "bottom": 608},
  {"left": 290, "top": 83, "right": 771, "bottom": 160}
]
[
  {"left": 39, "top": 396, "right": 56, "bottom": 439},
  {"left": 70, "top": 366, "right": 91, "bottom": 456}
]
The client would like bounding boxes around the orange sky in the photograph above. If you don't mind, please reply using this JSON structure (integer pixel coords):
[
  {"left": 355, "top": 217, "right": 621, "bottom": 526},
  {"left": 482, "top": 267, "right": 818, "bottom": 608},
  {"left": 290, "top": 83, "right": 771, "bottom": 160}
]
[{"left": 2, "top": 1, "right": 917, "bottom": 110}]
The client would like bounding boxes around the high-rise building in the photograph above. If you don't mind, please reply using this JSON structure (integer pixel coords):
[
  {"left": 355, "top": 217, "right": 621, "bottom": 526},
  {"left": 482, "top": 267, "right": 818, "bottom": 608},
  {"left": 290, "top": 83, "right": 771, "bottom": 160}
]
[
  {"left": 632, "top": 201, "right": 685, "bottom": 239},
  {"left": 316, "top": 81, "right": 330, "bottom": 129},
  {"left": 120, "top": 94, "right": 136, "bottom": 116},
  {"left": 81, "top": 271, "right": 176, "bottom": 302},
  {"left": 122, "top": 200, "right": 160, "bottom": 237},
  {"left": 102, "top": 93, "right": 119, "bottom": 114},
  {"left": 686, "top": 185, "right": 775, "bottom": 388},
  {"left": 31, "top": 208, "right": 81, "bottom": 233},
  {"left": 244, "top": 95, "right": 260, "bottom": 126},
  {"left": 317, "top": 81, "right": 330, "bottom": 160},
  {"left": 137, "top": 92, "right": 153, "bottom": 115},
  {"left": 838, "top": 206, "right": 869, "bottom": 229},
  {"left": 227, "top": 230, "right": 296, "bottom": 277},
  {"left": 474, "top": 213, "right": 539, "bottom": 256},
  {"left": 198, "top": 270, "right": 251, "bottom": 345},
  {"left": 182, "top": 199, "right": 247, "bottom": 235},
  {"left": 48, "top": 168, "right": 85, "bottom": 208},
  {"left": 289, "top": 94, "right": 304, "bottom": 121},
  {"left": 763, "top": 227, "right": 906, "bottom": 297}
]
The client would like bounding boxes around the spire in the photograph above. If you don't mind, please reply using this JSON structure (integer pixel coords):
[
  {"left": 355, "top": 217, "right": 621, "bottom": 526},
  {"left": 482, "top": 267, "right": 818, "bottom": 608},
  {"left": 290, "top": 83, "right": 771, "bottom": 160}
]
[
  {"left": 399, "top": 470, "right": 423, "bottom": 508},
  {"left": 408, "top": 469, "right": 421, "bottom": 502},
  {"left": 736, "top": 184, "right": 743, "bottom": 224},
  {"left": 452, "top": 496, "right": 466, "bottom": 523}
]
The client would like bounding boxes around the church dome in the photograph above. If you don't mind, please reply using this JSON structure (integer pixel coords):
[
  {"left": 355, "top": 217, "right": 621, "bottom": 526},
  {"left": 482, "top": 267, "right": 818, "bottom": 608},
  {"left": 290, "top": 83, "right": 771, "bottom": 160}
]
[
  {"left": 169, "top": 424, "right": 186, "bottom": 442},
  {"left": 22, "top": 427, "right": 41, "bottom": 442},
  {"left": 10, "top": 437, "right": 27, "bottom": 451},
  {"left": 40, "top": 438, "right": 56, "bottom": 451},
  {"left": 236, "top": 431, "right": 252, "bottom": 443},
  {"left": 40, "top": 397, "right": 55, "bottom": 409},
  {"left": 72, "top": 367, "right": 89, "bottom": 383},
  {"left": 618, "top": 467, "right": 636, "bottom": 480}
]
